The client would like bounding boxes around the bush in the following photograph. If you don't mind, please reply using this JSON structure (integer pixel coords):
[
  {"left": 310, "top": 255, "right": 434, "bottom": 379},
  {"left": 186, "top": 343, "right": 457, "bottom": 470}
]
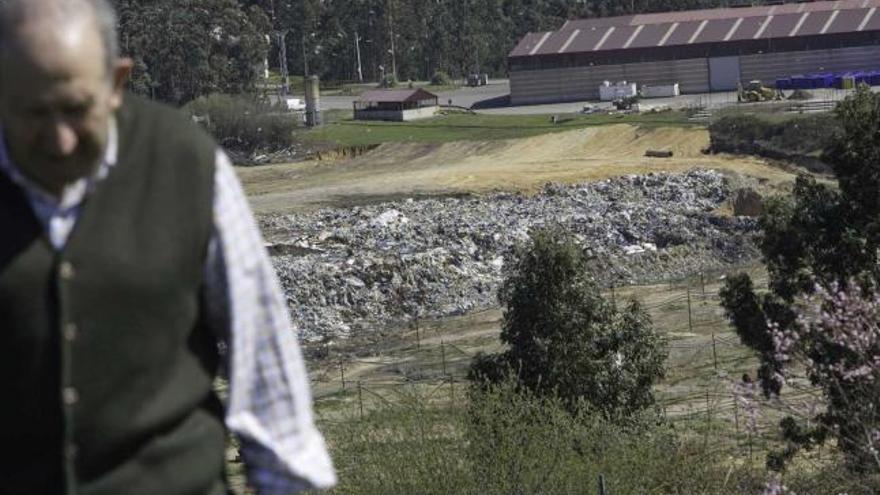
[
  {"left": 431, "top": 71, "right": 453, "bottom": 86},
  {"left": 709, "top": 112, "right": 837, "bottom": 158},
  {"left": 788, "top": 89, "right": 813, "bottom": 101},
  {"left": 379, "top": 74, "right": 399, "bottom": 88},
  {"left": 468, "top": 228, "right": 667, "bottom": 420},
  {"left": 185, "top": 94, "right": 298, "bottom": 153},
  {"left": 323, "top": 381, "right": 765, "bottom": 495}
]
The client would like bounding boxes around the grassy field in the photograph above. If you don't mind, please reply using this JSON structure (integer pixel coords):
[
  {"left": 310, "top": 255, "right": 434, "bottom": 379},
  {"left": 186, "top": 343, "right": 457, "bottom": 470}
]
[
  {"left": 222, "top": 262, "right": 876, "bottom": 493},
  {"left": 275, "top": 265, "right": 874, "bottom": 494},
  {"left": 303, "top": 110, "right": 696, "bottom": 148}
]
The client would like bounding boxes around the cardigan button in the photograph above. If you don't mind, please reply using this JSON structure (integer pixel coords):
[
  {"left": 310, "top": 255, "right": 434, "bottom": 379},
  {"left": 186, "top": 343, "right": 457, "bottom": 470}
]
[
  {"left": 63, "top": 387, "right": 79, "bottom": 406},
  {"left": 63, "top": 323, "right": 78, "bottom": 341},
  {"left": 65, "top": 443, "right": 78, "bottom": 461},
  {"left": 59, "top": 262, "right": 76, "bottom": 280}
]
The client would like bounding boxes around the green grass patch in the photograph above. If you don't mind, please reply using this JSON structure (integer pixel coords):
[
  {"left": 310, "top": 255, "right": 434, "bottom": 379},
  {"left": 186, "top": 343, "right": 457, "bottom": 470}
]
[{"left": 303, "top": 111, "right": 696, "bottom": 148}]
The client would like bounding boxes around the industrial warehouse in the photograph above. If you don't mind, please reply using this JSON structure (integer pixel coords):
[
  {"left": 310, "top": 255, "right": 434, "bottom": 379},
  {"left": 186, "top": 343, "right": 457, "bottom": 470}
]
[{"left": 508, "top": 0, "right": 880, "bottom": 105}]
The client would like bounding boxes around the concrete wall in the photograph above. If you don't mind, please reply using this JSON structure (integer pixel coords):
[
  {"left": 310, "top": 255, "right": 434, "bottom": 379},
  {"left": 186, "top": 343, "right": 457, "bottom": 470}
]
[
  {"left": 510, "top": 57, "right": 708, "bottom": 105},
  {"left": 354, "top": 106, "right": 439, "bottom": 122},
  {"left": 510, "top": 44, "right": 880, "bottom": 104}
]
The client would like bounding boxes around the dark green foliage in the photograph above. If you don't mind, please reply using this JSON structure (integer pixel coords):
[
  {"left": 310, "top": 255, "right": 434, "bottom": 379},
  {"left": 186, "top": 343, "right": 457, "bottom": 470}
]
[
  {"left": 118, "top": 1, "right": 774, "bottom": 96},
  {"left": 430, "top": 71, "right": 453, "bottom": 86},
  {"left": 469, "top": 228, "right": 666, "bottom": 420},
  {"left": 720, "top": 86, "right": 880, "bottom": 471},
  {"left": 825, "top": 85, "right": 880, "bottom": 233},
  {"left": 379, "top": 74, "right": 400, "bottom": 88},
  {"left": 112, "top": 0, "right": 269, "bottom": 104},
  {"left": 185, "top": 94, "right": 298, "bottom": 153},
  {"left": 709, "top": 113, "right": 838, "bottom": 159},
  {"left": 718, "top": 273, "right": 791, "bottom": 397}
]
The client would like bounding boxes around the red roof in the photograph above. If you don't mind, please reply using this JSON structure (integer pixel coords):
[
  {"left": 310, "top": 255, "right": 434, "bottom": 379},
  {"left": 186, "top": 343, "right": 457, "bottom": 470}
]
[
  {"left": 358, "top": 88, "right": 438, "bottom": 103},
  {"left": 510, "top": 0, "right": 880, "bottom": 57}
]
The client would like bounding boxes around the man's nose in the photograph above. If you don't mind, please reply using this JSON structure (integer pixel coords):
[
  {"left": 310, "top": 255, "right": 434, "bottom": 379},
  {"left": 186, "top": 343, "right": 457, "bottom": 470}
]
[{"left": 42, "top": 120, "right": 78, "bottom": 157}]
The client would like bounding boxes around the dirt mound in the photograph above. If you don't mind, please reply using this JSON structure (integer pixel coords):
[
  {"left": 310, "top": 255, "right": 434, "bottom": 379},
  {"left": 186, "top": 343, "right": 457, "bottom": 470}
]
[{"left": 239, "top": 124, "right": 794, "bottom": 214}]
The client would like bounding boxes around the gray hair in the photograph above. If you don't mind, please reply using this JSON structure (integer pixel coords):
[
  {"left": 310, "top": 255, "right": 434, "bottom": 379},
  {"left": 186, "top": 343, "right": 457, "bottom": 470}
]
[{"left": 0, "top": 0, "right": 120, "bottom": 73}]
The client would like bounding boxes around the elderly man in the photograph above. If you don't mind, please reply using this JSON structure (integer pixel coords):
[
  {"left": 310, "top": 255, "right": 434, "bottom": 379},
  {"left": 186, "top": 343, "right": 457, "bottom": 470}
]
[{"left": 0, "top": 0, "right": 334, "bottom": 494}]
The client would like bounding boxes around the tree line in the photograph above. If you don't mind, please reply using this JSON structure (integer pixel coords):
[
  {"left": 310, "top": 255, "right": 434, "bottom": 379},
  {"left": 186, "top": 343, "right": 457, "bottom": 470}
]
[{"left": 111, "top": 0, "right": 767, "bottom": 104}]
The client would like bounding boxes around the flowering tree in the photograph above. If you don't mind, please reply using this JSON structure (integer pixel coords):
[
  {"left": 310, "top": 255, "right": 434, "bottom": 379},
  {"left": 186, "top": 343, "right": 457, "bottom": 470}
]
[
  {"left": 771, "top": 282, "right": 880, "bottom": 472},
  {"left": 720, "top": 86, "right": 880, "bottom": 472}
]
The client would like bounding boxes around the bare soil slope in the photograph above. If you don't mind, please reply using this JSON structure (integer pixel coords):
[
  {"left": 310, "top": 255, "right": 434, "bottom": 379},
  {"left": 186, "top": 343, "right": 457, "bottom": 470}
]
[{"left": 239, "top": 124, "right": 795, "bottom": 214}]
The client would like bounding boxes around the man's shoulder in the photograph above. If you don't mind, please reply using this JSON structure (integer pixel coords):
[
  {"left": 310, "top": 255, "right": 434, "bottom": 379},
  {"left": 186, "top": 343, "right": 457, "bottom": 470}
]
[{"left": 118, "top": 92, "right": 217, "bottom": 151}]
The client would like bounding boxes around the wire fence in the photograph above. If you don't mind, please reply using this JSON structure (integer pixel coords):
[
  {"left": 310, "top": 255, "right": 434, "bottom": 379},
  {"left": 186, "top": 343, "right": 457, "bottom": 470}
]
[{"left": 307, "top": 270, "right": 830, "bottom": 462}]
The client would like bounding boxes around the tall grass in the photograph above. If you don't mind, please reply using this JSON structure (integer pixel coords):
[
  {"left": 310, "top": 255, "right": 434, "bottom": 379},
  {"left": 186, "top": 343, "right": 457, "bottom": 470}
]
[{"left": 322, "top": 382, "right": 768, "bottom": 495}]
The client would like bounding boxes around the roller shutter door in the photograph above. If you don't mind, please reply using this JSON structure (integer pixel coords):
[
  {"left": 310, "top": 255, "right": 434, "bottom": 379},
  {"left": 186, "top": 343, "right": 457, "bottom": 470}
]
[{"left": 709, "top": 56, "right": 741, "bottom": 91}]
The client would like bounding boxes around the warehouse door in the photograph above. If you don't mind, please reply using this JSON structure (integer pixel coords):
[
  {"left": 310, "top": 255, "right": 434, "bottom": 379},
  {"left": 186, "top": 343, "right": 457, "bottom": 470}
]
[{"left": 709, "top": 56, "right": 741, "bottom": 91}]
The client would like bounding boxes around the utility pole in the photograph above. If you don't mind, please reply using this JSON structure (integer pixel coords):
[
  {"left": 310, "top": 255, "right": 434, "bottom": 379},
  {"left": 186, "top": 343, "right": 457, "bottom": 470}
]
[
  {"left": 354, "top": 31, "right": 364, "bottom": 82},
  {"left": 386, "top": 0, "right": 397, "bottom": 81},
  {"left": 276, "top": 31, "right": 289, "bottom": 95},
  {"left": 302, "top": 34, "right": 309, "bottom": 77}
]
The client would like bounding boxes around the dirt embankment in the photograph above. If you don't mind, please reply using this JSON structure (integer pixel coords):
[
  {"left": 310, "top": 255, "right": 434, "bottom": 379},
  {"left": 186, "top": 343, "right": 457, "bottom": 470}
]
[{"left": 237, "top": 124, "right": 796, "bottom": 215}]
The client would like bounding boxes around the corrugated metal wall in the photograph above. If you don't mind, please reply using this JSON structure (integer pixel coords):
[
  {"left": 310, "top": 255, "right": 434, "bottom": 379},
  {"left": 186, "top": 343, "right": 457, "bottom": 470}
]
[
  {"left": 510, "top": 58, "right": 708, "bottom": 104},
  {"left": 510, "top": 44, "right": 880, "bottom": 104},
  {"left": 740, "top": 45, "right": 880, "bottom": 82}
]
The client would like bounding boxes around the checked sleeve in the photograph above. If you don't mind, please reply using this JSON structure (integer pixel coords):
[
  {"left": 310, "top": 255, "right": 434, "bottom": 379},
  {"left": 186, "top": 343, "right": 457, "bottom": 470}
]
[{"left": 204, "top": 150, "right": 336, "bottom": 494}]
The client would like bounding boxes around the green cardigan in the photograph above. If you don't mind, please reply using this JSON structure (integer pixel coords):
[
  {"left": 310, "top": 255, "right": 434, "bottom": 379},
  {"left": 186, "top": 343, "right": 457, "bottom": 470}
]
[{"left": 0, "top": 94, "right": 226, "bottom": 495}]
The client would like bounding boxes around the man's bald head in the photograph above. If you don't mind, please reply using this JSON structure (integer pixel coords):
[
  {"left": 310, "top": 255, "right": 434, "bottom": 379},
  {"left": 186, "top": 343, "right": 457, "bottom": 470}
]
[
  {"left": 0, "top": 0, "right": 119, "bottom": 75},
  {"left": 0, "top": 0, "right": 131, "bottom": 196}
]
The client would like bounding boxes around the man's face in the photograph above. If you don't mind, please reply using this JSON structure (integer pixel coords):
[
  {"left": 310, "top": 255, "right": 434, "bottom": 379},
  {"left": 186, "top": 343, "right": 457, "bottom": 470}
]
[{"left": 0, "top": 19, "right": 125, "bottom": 194}]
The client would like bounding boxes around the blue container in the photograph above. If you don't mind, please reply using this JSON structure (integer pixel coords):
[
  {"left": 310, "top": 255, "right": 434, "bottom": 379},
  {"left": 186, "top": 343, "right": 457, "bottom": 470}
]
[
  {"left": 790, "top": 75, "right": 809, "bottom": 89},
  {"left": 817, "top": 73, "right": 835, "bottom": 88},
  {"left": 776, "top": 78, "right": 792, "bottom": 90}
]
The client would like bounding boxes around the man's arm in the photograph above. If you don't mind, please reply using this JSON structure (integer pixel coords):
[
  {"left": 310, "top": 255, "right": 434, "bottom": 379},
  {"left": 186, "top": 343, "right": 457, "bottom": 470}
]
[{"left": 204, "top": 150, "right": 336, "bottom": 494}]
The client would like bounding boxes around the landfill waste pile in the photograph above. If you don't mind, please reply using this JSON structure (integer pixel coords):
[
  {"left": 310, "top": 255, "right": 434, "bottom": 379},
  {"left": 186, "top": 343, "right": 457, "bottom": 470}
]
[{"left": 261, "top": 170, "right": 759, "bottom": 342}]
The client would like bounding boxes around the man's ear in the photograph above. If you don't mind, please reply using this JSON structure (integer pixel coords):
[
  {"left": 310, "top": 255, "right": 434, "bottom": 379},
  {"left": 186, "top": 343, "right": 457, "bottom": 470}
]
[{"left": 109, "top": 57, "right": 134, "bottom": 110}]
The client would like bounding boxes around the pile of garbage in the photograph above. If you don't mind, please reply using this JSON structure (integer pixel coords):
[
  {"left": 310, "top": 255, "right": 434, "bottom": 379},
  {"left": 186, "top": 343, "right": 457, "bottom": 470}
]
[{"left": 261, "top": 170, "right": 759, "bottom": 341}]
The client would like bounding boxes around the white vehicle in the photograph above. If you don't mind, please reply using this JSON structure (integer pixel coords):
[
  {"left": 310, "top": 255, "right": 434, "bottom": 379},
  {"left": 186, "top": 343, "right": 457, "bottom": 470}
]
[
  {"left": 581, "top": 104, "right": 598, "bottom": 114},
  {"left": 285, "top": 97, "right": 306, "bottom": 111}
]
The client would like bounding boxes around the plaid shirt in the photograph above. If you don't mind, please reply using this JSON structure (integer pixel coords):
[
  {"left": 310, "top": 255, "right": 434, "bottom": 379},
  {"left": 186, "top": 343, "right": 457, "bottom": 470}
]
[{"left": 0, "top": 124, "right": 336, "bottom": 494}]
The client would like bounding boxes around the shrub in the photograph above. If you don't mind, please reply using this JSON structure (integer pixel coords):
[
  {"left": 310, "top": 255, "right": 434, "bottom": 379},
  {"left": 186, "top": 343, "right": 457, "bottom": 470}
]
[
  {"left": 709, "top": 112, "right": 837, "bottom": 158},
  {"left": 431, "top": 71, "right": 453, "bottom": 86},
  {"left": 379, "top": 74, "right": 399, "bottom": 88},
  {"left": 185, "top": 94, "right": 299, "bottom": 153},
  {"left": 468, "top": 228, "right": 667, "bottom": 420},
  {"left": 322, "top": 381, "right": 765, "bottom": 495},
  {"left": 787, "top": 89, "right": 813, "bottom": 101}
]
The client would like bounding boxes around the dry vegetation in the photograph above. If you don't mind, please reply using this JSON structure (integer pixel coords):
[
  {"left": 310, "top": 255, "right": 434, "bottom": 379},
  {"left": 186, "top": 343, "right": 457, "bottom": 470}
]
[{"left": 239, "top": 124, "right": 797, "bottom": 215}]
